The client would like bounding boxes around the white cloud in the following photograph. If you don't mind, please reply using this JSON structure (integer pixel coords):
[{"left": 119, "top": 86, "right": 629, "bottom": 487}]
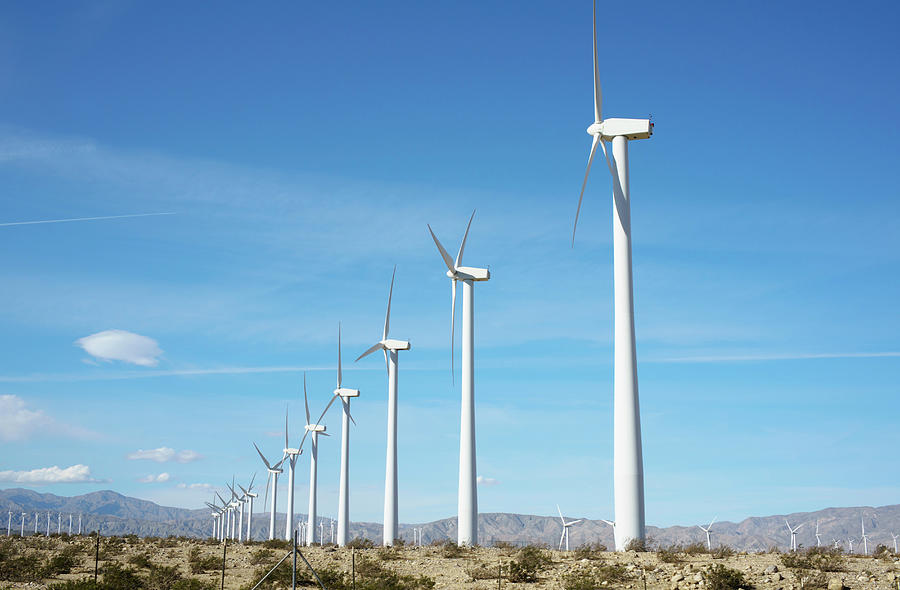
[
  {"left": 75, "top": 330, "right": 163, "bottom": 367},
  {"left": 176, "top": 482, "right": 213, "bottom": 490},
  {"left": 138, "top": 472, "right": 171, "bottom": 483},
  {"left": 0, "top": 394, "right": 96, "bottom": 441},
  {"left": 0, "top": 464, "right": 103, "bottom": 484},
  {"left": 126, "top": 447, "right": 203, "bottom": 463},
  {"left": 477, "top": 476, "right": 500, "bottom": 486}
]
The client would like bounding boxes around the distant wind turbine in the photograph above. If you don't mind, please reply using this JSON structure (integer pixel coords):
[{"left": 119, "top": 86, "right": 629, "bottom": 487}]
[
  {"left": 698, "top": 516, "right": 717, "bottom": 551},
  {"left": 785, "top": 520, "right": 802, "bottom": 552},
  {"left": 301, "top": 377, "right": 329, "bottom": 546},
  {"left": 427, "top": 210, "right": 490, "bottom": 546},
  {"left": 848, "top": 537, "right": 855, "bottom": 554},
  {"left": 68, "top": 514, "right": 72, "bottom": 536},
  {"left": 238, "top": 475, "right": 258, "bottom": 542},
  {"left": 356, "top": 267, "right": 410, "bottom": 547},
  {"left": 282, "top": 407, "right": 303, "bottom": 542},
  {"left": 332, "top": 324, "right": 360, "bottom": 548},
  {"left": 6, "top": 511, "right": 10, "bottom": 537},
  {"left": 253, "top": 443, "right": 285, "bottom": 540},
  {"left": 815, "top": 520, "right": 821, "bottom": 547},
  {"left": 556, "top": 505, "right": 583, "bottom": 551},
  {"left": 890, "top": 532, "right": 898, "bottom": 553},
  {"left": 21, "top": 513, "right": 26, "bottom": 537},
  {"left": 860, "top": 517, "right": 869, "bottom": 556}
]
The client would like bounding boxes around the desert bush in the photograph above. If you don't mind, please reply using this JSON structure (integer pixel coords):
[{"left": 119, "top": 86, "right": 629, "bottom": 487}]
[
  {"left": 798, "top": 571, "right": 828, "bottom": 589},
  {"left": 352, "top": 557, "right": 434, "bottom": 590},
  {"left": 171, "top": 579, "right": 217, "bottom": 590},
  {"left": 128, "top": 552, "right": 154, "bottom": 569},
  {"left": 187, "top": 547, "right": 220, "bottom": 574},
  {"left": 780, "top": 547, "right": 844, "bottom": 572},
  {"left": 47, "top": 580, "right": 102, "bottom": 590},
  {"left": 245, "top": 560, "right": 305, "bottom": 590},
  {"left": 712, "top": 545, "right": 735, "bottom": 559},
  {"left": 261, "top": 539, "right": 291, "bottom": 550},
  {"left": 561, "top": 568, "right": 601, "bottom": 590},
  {"left": 492, "top": 540, "right": 517, "bottom": 550},
  {"left": 249, "top": 548, "right": 275, "bottom": 565},
  {"left": 873, "top": 544, "right": 892, "bottom": 561},
  {"left": 702, "top": 564, "right": 753, "bottom": 590},
  {"left": 572, "top": 542, "right": 607, "bottom": 560},
  {"left": 683, "top": 542, "right": 708, "bottom": 555},
  {"left": 44, "top": 553, "right": 78, "bottom": 576},
  {"left": 377, "top": 546, "right": 400, "bottom": 561},
  {"left": 595, "top": 564, "right": 629, "bottom": 584},
  {"left": 436, "top": 540, "right": 469, "bottom": 558},
  {"left": 624, "top": 536, "right": 654, "bottom": 552},
  {"left": 146, "top": 564, "right": 183, "bottom": 590},
  {"left": 101, "top": 562, "right": 145, "bottom": 590},
  {"left": 0, "top": 549, "right": 44, "bottom": 582},
  {"left": 507, "top": 546, "right": 552, "bottom": 583},
  {"left": 465, "top": 562, "right": 499, "bottom": 581},
  {"left": 346, "top": 537, "right": 374, "bottom": 549},
  {"left": 656, "top": 544, "right": 684, "bottom": 563}
]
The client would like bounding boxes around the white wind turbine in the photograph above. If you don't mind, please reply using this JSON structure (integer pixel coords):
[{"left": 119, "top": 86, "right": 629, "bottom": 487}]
[
  {"left": 226, "top": 479, "right": 244, "bottom": 542},
  {"left": 890, "top": 532, "right": 898, "bottom": 553},
  {"left": 282, "top": 408, "right": 303, "bottom": 542},
  {"left": 253, "top": 443, "right": 286, "bottom": 540},
  {"left": 300, "top": 376, "right": 329, "bottom": 546},
  {"left": 815, "top": 520, "right": 821, "bottom": 547},
  {"left": 848, "top": 537, "right": 855, "bottom": 554},
  {"left": 570, "top": 0, "right": 654, "bottom": 551},
  {"left": 557, "top": 505, "right": 583, "bottom": 551},
  {"left": 238, "top": 475, "right": 258, "bottom": 542},
  {"left": 327, "top": 324, "right": 361, "bottom": 548},
  {"left": 356, "top": 267, "right": 411, "bottom": 547},
  {"left": 68, "top": 514, "right": 72, "bottom": 536},
  {"left": 6, "top": 510, "right": 10, "bottom": 536},
  {"left": 46, "top": 511, "right": 51, "bottom": 536},
  {"left": 428, "top": 210, "right": 490, "bottom": 546},
  {"left": 20, "top": 513, "right": 26, "bottom": 537},
  {"left": 698, "top": 516, "right": 717, "bottom": 551},
  {"left": 860, "top": 517, "right": 869, "bottom": 556},
  {"left": 785, "top": 520, "right": 803, "bottom": 551},
  {"left": 78, "top": 514, "right": 82, "bottom": 535},
  {"left": 57, "top": 512, "right": 61, "bottom": 535}
]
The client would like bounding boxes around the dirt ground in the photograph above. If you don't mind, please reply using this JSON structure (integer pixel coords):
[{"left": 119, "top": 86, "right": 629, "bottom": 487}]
[{"left": 3, "top": 535, "right": 899, "bottom": 590}]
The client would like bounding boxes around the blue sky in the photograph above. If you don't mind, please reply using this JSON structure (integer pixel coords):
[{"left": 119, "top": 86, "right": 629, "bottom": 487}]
[{"left": 0, "top": 0, "right": 898, "bottom": 529}]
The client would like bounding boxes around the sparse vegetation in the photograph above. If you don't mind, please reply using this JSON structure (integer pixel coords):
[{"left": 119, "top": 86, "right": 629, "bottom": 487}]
[
  {"left": 712, "top": 545, "right": 735, "bottom": 559},
  {"left": 780, "top": 546, "right": 845, "bottom": 572},
  {"left": 572, "top": 542, "right": 607, "bottom": 560},
  {"left": 248, "top": 547, "right": 275, "bottom": 565},
  {"left": 703, "top": 564, "right": 753, "bottom": 590},
  {"left": 507, "top": 545, "right": 552, "bottom": 583},
  {"left": 436, "top": 540, "right": 469, "bottom": 558},
  {"left": 347, "top": 537, "right": 375, "bottom": 549},
  {"left": 465, "top": 561, "right": 500, "bottom": 581},
  {"left": 656, "top": 544, "right": 685, "bottom": 563}
]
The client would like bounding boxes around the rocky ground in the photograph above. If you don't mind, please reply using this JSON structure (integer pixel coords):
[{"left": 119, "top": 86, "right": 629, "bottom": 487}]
[{"left": 1, "top": 535, "right": 899, "bottom": 589}]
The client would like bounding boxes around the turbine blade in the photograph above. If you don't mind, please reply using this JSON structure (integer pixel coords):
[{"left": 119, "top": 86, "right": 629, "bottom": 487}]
[
  {"left": 355, "top": 342, "right": 383, "bottom": 362},
  {"left": 559, "top": 529, "right": 565, "bottom": 551},
  {"left": 263, "top": 475, "right": 270, "bottom": 511},
  {"left": 569, "top": 520, "right": 583, "bottom": 526},
  {"left": 592, "top": 0, "right": 602, "bottom": 122},
  {"left": 384, "top": 266, "right": 395, "bottom": 341},
  {"left": 557, "top": 504, "right": 564, "bottom": 522},
  {"left": 337, "top": 322, "right": 342, "bottom": 388},
  {"left": 572, "top": 134, "right": 600, "bottom": 246},
  {"left": 450, "top": 278, "right": 456, "bottom": 384},
  {"left": 710, "top": 516, "right": 717, "bottom": 528},
  {"left": 428, "top": 224, "right": 455, "bottom": 272},
  {"left": 284, "top": 407, "right": 289, "bottom": 449},
  {"left": 304, "top": 373, "right": 311, "bottom": 425},
  {"left": 253, "top": 442, "right": 272, "bottom": 470},
  {"left": 383, "top": 347, "right": 389, "bottom": 376},
  {"left": 343, "top": 398, "right": 356, "bottom": 426},
  {"left": 249, "top": 472, "right": 256, "bottom": 490},
  {"left": 455, "top": 210, "right": 476, "bottom": 269}
]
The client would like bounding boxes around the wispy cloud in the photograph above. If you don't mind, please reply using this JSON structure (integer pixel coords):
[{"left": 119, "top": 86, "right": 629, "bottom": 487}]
[
  {"left": 176, "top": 482, "right": 214, "bottom": 490},
  {"left": 477, "top": 476, "right": 500, "bottom": 486},
  {"left": 75, "top": 330, "right": 163, "bottom": 367},
  {"left": 0, "top": 365, "right": 349, "bottom": 383},
  {"left": 0, "top": 212, "right": 175, "bottom": 227},
  {"left": 126, "top": 447, "right": 203, "bottom": 463},
  {"left": 0, "top": 464, "right": 105, "bottom": 484},
  {"left": 650, "top": 351, "right": 900, "bottom": 363},
  {"left": 138, "top": 473, "right": 171, "bottom": 483},
  {"left": 0, "top": 394, "right": 96, "bottom": 441}
]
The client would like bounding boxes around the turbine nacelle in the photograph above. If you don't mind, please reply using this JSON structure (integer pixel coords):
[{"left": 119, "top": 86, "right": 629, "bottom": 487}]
[
  {"left": 305, "top": 424, "right": 326, "bottom": 433},
  {"left": 447, "top": 267, "right": 490, "bottom": 281},
  {"left": 382, "top": 338, "right": 411, "bottom": 351},
  {"left": 586, "top": 118, "right": 653, "bottom": 141},
  {"left": 266, "top": 467, "right": 283, "bottom": 475},
  {"left": 283, "top": 447, "right": 302, "bottom": 456},
  {"left": 334, "top": 387, "right": 360, "bottom": 398}
]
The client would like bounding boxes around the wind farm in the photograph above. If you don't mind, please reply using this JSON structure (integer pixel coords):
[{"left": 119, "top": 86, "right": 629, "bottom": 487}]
[{"left": 1, "top": 0, "right": 898, "bottom": 589}]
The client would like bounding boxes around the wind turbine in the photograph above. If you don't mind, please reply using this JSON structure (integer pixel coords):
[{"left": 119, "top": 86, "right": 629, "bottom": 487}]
[
  {"left": 302, "top": 378, "right": 328, "bottom": 546},
  {"left": 815, "top": 520, "right": 821, "bottom": 547},
  {"left": 556, "top": 505, "right": 583, "bottom": 551},
  {"left": 238, "top": 475, "right": 258, "bottom": 542},
  {"left": 357, "top": 267, "right": 410, "bottom": 546},
  {"left": 890, "top": 532, "right": 898, "bottom": 553},
  {"left": 6, "top": 511, "right": 10, "bottom": 536},
  {"left": 253, "top": 442, "right": 286, "bottom": 541},
  {"left": 227, "top": 479, "right": 244, "bottom": 543},
  {"left": 20, "top": 513, "right": 26, "bottom": 537},
  {"left": 282, "top": 407, "right": 303, "bottom": 542},
  {"left": 325, "top": 323, "right": 361, "bottom": 548},
  {"left": 427, "top": 210, "right": 490, "bottom": 546},
  {"left": 68, "top": 514, "right": 72, "bottom": 536},
  {"left": 860, "top": 517, "right": 869, "bottom": 556},
  {"left": 78, "top": 514, "right": 82, "bottom": 535},
  {"left": 57, "top": 512, "right": 61, "bottom": 535},
  {"left": 698, "top": 516, "right": 717, "bottom": 551},
  {"left": 785, "top": 520, "right": 803, "bottom": 551},
  {"left": 570, "top": 0, "right": 653, "bottom": 551},
  {"left": 848, "top": 537, "right": 855, "bottom": 554},
  {"left": 47, "top": 511, "right": 51, "bottom": 536},
  {"left": 34, "top": 512, "right": 38, "bottom": 534}
]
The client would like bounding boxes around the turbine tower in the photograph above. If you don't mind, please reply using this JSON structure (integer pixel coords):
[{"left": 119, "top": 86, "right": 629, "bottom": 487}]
[
  {"left": 282, "top": 408, "right": 303, "bottom": 542},
  {"left": 253, "top": 442, "right": 285, "bottom": 540},
  {"left": 331, "top": 324, "right": 360, "bottom": 547},
  {"left": 570, "top": 0, "right": 653, "bottom": 551},
  {"left": 238, "top": 475, "right": 258, "bottom": 542},
  {"left": 860, "top": 517, "right": 869, "bottom": 556},
  {"left": 815, "top": 520, "right": 821, "bottom": 547},
  {"left": 20, "top": 513, "right": 26, "bottom": 537},
  {"left": 428, "top": 210, "right": 490, "bottom": 546},
  {"left": 785, "top": 520, "right": 802, "bottom": 551},
  {"left": 698, "top": 517, "right": 717, "bottom": 551},
  {"left": 357, "top": 267, "right": 411, "bottom": 547},
  {"left": 556, "top": 505, "right": 583, "bottom": 551},
  {"left": 890, "top": 532, "right": 897, "bottom": 553},
  {"left": 302, "top": 377, "right": 328, "bottom": 546}
]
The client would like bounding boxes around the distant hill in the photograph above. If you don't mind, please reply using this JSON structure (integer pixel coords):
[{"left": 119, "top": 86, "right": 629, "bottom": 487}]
[{"left": 1, "top": 488, "right": 896, "bottom": 552}]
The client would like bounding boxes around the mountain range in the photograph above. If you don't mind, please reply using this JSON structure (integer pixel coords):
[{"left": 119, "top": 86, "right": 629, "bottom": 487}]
[{"left": 1, "top": 488, "right": 896, "bottom": 552}]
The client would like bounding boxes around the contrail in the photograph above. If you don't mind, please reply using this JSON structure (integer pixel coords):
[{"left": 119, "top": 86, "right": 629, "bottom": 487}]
[{"left": 0, "top": 212, "right": 175, "bottom": 227}]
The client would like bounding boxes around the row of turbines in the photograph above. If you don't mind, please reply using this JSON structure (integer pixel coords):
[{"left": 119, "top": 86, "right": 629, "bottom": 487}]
[
  {"left": 6, "top": 512, "right": 84, "bottom": 537},
  {"left": 206, "top": 0, "right": 654, "bottom": 552}
]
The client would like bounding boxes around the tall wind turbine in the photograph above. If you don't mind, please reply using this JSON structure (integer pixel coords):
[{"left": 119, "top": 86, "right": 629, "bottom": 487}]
[
  {"left": 785, "top": 520, "right": 802, "bottom": 551},
  {"left": 890, "top": 531, "right": 898, "bottom": 553},
  {"left": 357, "top": 267, "right": 410, "bottom": 547},
  {"left": 556, "top": 505, "right": 583, "bottom": 551},
  {"left": 860, "top": 517, "right": 869, "bottom": 556},
  {"left": 282, "top": 408, "right": 303, "bottom": 542},
  {"left": 570, "top": 0, "right": 653, "bottom": 551},
  {"left": 238, "top": 475, "right": 258, "bottom": 542},
  {"left": 815, "top": 520, "right": 821, "bottom": 547},
  {"left": 6, "top": 511, "right": 10, "bottom": 537},
  {"left": 331, "top": 324, "right": 360, "bottom": 548},
  {"left": 20, "top": 513, "right": 26, "bottom": 537},
  {"left": 698, "top": 517, "right": 717, "bottom": 551},
  {"left": 302, "top": 377, "right": 328, "bottom": 546},
  {"left": 253, "top": 442, "right": 285, "bottom": 540},
  {"left": 428, "top": 210, "right": 490, "bottom": 546}
]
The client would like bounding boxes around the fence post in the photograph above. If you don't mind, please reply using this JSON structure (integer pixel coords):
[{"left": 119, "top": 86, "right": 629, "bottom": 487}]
[
  {"left": 352, "top": 548, "right": 356, "bottom": 590},
  {"left": 292, "top": 530, "right": 298, "bottom": 590},
  {"left": 220, "top": 537, "right": 227, "bottom": 590}
]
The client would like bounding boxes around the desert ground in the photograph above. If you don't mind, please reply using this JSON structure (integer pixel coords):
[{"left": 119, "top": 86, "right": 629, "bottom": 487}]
[{"left": 2, "top": 535, "right": 899, "bottom": 590}]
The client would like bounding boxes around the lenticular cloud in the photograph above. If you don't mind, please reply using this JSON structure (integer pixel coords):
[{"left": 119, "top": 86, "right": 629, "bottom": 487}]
[{"left": 75, "top": 329, "right": 163, "bottom": 367}]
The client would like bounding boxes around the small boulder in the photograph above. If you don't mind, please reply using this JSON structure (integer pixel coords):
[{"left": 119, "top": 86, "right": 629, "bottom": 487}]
[
  {"left": 827, "top": 578, "right": 849, "bottom": 590},
  {"left": 672, "top": 573, "right": 685, "bottom": 583},
  {"left": 764, "top": 565, "right": 779, "bottom": 574}
]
